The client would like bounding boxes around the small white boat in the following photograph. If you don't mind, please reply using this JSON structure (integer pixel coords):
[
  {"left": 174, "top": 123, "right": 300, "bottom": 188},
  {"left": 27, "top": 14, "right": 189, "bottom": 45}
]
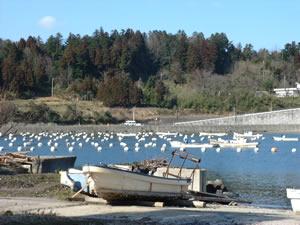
[
  {"left": 199, "top": 132, "right": 227, "bottom": 137},
  {"left": 156, "top": 132, "right": 178, "bottom": 136},
  {"left": 287, "top": 188, "right": 300, "bottom": 213},
  {"left": 273, "top": 135, "right": 299, "bottom": 142},
  {"left": 169, "top": 140, "right": 213, "bottom": 149},
  {"left": 82, "top": 150, "right": 200, "bottom": 201},
  {"left": 233, "top": 131, "right": 263, "bottom": 140},
  {"left": 210, "top": 138, "right": 258, "bottom": 148},
  {"left": 116, "top": 133, "right": 136, "bottom": 137}
]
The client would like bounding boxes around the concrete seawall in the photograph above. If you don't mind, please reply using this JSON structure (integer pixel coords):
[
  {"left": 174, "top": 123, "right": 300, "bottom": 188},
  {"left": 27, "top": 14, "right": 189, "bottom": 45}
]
[{"left": 173, "top": 108, "right": 300, "bottom": 132}]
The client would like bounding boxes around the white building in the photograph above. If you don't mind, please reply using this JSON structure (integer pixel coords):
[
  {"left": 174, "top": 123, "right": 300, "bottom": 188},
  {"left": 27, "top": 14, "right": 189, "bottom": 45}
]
[{"left": 273, "top": 82, "right": 300, "bottom": 97}]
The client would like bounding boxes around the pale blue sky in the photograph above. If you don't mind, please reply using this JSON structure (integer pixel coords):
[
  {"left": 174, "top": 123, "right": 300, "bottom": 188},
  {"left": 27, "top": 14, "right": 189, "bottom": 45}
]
[{"left": 0, "top": 0, "right": 299, "bottom": 50}]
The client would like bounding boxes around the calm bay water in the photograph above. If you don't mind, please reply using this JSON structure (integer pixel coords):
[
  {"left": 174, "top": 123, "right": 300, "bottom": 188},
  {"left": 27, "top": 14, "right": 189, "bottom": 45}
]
[{"left": 1, "top": 132, "right": 299, "bottom": 209}]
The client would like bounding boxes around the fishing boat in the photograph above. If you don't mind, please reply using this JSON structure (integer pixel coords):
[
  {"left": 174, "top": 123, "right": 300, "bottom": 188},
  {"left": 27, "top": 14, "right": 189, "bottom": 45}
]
[
  {"left": 82, "top": 150, "right": 200, "bottom": 201},
  {"left": 209, "top": 138, "right": 258, "bottom": 148},
  {"left": 199, "top": 132, "right": 226, "bottom": 137},
  {"left": 169, "top": 140, "right": 213, "bottom": 149},
  {"left": 233, "top": 131, "right": 263, "bottom": 140},
  {"left": 273, "top": 135, "right": 299, "bottom": 142},
  {"left": 116, "top": 133, "right": 136, "bottom": 137},
  {"left": 156, "top": 132, "right": 178, "bottom": 136},
  {"left": 286, "top": 188, "right": 300, "bottom": 213}
]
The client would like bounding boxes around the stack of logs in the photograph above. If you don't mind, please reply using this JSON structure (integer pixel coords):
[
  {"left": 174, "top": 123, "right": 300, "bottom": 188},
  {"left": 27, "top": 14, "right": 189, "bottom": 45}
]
[{"left": 0, "top": 152, "right": 35, "bottom": 174}]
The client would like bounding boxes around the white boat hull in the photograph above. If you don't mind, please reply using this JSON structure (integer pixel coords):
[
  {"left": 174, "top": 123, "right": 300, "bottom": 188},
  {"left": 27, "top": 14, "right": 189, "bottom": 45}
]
[
  {"left": 170, "top": 141, "right": 213, "bottom": 149},
  {"left": 287, "top": 188, "right": 300, "bottom": 213},
  {"left": 210, "top": 139, "right": 258, "bottom": 148},
  {"left": 199, "top": 132, "right": 226, "bottom": 137},
  {"left": 273, "top": 137, "right": 299, "bottom": 142},
  {"left": 83, "top": 165, "right": 190, "bottom": 201}
]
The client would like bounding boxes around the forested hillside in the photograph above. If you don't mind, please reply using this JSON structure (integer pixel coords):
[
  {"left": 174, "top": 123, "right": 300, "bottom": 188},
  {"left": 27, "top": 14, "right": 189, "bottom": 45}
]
[{"left": 1, "top": 28, "right": 300, "bottom": 113}]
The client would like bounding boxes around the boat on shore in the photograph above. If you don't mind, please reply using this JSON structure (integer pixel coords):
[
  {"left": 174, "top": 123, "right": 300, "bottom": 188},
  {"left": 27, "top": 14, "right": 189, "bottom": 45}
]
[
  {"left": 82, "top": 150, "right": 200, "bottom": 201},
  {"left": 273, "top": 135, "right": 299, "bottom": 142},
  {"left": 209, "top": 138, "right": 258, "bottom": 148},
  {"left": 287, "top": 188, "right": 300, "bottom": 213},
  {"left": 169, "top": 140, "right": 213, "bottom": 149}
]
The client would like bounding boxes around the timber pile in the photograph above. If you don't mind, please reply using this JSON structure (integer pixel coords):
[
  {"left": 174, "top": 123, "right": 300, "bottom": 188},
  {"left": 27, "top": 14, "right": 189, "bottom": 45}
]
[{"left": 0, "top": 152, "right": 35, "bottom": 174}]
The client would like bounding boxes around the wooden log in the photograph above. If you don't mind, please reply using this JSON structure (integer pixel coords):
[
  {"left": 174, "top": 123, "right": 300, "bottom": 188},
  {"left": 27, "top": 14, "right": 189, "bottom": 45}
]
[{"left": 85, "top": 196, "right": 108, "bottom": 205}]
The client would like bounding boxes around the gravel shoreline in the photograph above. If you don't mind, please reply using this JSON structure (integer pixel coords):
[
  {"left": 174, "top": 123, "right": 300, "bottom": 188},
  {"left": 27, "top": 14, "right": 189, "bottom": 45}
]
[{"left": 1, "top": 122, "right": 300, "bottom": 135}]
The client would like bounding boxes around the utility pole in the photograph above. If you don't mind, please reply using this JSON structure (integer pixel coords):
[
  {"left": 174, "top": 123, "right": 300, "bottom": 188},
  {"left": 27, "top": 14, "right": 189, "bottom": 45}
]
[
  {"left": 132, "top": 107, "right": 135, "bottom": 121},
  {"left": 51, "top": 78, "right": 54, "bottom": 97}
]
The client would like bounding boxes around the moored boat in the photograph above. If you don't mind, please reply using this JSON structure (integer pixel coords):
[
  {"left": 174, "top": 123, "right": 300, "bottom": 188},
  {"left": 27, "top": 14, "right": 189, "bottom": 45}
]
[
  {"left": 156, "top": 132, "right": 178, "bottom": 136},
  {"left": 233, "top": 131, "right": 263, "bottom": 140},
  {"left": 273, "top": 135, "right": 299, "bottom": 142},
  {"left": 209, "top": 138, "right": 258, "bottom": 148},
  {"left": 199, "top": 132, "right": 227, "bottom": 137},
  {"left": 169, "top": 140, "right": 213, "bottom": 149},
  {"left": 116, "top": 133, "right": 136, "bottom": 137}
]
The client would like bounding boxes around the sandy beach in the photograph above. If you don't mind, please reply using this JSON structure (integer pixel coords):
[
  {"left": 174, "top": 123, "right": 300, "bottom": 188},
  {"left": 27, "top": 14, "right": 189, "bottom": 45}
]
[{"left": 0, "top": 196, "right": 299, "bottom": 225}]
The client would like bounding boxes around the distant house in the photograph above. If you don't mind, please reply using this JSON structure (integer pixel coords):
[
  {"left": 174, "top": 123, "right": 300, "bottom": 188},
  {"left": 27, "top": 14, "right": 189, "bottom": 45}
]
[{"left": 273, "top": 82, "right": 300, "bottom": 97}]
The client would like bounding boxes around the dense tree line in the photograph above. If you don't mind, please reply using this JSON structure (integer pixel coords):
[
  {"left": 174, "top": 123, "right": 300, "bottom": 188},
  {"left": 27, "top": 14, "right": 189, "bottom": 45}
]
[{"left": 1, "top": 28, "right": 300, "bottom": 112}]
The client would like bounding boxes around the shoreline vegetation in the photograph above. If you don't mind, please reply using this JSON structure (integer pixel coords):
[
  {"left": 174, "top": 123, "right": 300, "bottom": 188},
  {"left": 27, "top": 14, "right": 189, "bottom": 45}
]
[
  {"left": 0, "top": 97, "right": 221, "bottom": 126},
  {"left": 0, "top": 28, "right": 300, "bottom": 120}
]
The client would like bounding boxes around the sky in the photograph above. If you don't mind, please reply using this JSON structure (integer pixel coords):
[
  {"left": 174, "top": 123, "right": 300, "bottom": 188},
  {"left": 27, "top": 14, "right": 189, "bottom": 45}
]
[{"left": 0, "top": 0, "right": 299, "bottom": 50}]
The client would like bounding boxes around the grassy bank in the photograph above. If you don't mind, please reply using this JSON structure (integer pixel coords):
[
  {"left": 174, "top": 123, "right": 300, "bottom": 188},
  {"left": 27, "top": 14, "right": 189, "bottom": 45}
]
[
  {"left": 0, "top": 97, "right": 220, "bottom": 125},
  {"left": 0, "top": 173, "right": 72, "bottom": 199}
]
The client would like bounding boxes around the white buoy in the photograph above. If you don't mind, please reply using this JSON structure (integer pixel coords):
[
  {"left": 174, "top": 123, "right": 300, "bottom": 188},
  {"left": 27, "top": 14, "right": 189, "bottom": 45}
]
[
  {"left": 109, "top": 143, "right": 113, "bottom": 148},
  {"left": 68, "top": 146, "right": 74, "bottom": 152},
  {"left": 236, "top": 148, "right": 242, "bottom": 153},
  {"left": 38, "top": 142, "right": 42, "bottom": 147},
  {"left": 124, "top": 146, "right": 129, "bottom": 152},
  {"left": 97, "top": 146, "right": 102, "bottom": 152},
  {"left": 216, "top": 147, "right": 221, "bottom": 153},
  {"left": 201, "top": 147, "right": 206, "bottom": 153},
  {"left": 17, "top": 146, "right": 22, "bottom": 152},
  {"left": 134, "top": 147, "right": 140, "bottom": 152},
  {"left": 254, "top": 147, "right": 259, "bottom": 153},
  {"left": 9, "top": 142, "right": 13, "bottom": 147},
  {"left": 120, "top": 142, "right": 127, "bottom": 147},
  {"left": 50, "top": 146, "right": 56, "bottom": 152},
  {"left": 291, "top": 148, "right": 297, "bottom": 153},
  {"left": 79, "top": 142, "right": 83, "bottom": 148},
  {"left": 271, "top": 147, "right": 278, "bottom": 153},
  {"left": 94, "top": 143, "right": 99, "bottom": 147}
]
